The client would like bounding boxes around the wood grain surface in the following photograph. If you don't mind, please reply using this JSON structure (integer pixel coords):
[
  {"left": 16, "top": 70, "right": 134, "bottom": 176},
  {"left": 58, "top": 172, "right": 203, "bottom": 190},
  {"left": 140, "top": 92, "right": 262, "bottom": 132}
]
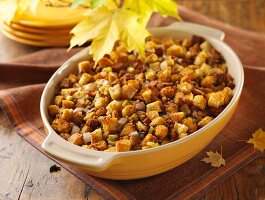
[{"left": 0, "top": 0, "right": 265, "bottom": 200}]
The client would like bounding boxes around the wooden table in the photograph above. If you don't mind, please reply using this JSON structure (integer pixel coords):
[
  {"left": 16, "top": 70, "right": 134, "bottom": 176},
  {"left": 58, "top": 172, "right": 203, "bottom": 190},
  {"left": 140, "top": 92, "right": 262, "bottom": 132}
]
[{"left": 1, "top": 1, "right": 265, "bottom": 199}]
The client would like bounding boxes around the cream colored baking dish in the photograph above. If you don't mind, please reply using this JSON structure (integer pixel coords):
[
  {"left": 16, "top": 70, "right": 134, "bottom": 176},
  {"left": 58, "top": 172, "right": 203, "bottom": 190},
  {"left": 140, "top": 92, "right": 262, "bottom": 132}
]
[{"left": 41, "top": 22, "right": 244, "bottom": 180}]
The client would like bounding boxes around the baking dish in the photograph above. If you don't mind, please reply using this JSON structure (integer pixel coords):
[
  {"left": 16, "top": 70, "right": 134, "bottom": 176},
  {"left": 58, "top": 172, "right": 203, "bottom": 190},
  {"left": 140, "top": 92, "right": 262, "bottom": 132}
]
[{"left": 41, "top": 22, "right": 244, "bottom": 180}]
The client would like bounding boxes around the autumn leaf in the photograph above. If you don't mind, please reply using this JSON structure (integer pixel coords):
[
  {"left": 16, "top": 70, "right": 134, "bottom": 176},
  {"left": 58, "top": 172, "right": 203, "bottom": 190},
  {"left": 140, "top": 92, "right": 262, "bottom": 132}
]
[
  {"left": 247, "top": 128, "right": 265, "bottom": 153},
  {"left": 201, "top": 148, "right": 225, "bottom": 167},
  {"left": 72, "top": 0, "right": 106, "bottom": 8},
  {"left": 124, "top": 0, "right": 181, "bottom": 25},
  {"left": 17, "top": 0, "right": 40, "bottom": 14},
  {"left": 0, "top": 0, "right": 17, "bottom": 22},
  {"left": 0, "top": 0, "right": 41, "bottom": 22},
  {"left": 70, "top": 6, "right": 149, "bottom": 63}
]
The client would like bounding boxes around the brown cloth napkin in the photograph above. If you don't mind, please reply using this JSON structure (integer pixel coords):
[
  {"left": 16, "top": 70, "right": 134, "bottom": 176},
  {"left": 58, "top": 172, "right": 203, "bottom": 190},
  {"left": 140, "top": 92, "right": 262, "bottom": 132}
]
[{"left": 0, "top": 6, "right": 265, "bottom": 200}]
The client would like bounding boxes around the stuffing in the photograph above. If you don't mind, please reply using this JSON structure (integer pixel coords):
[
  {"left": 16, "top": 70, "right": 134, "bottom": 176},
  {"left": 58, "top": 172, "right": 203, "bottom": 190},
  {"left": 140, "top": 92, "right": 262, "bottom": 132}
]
[{"left": 49, "top": 36, "right": 234, "bottom": 152}]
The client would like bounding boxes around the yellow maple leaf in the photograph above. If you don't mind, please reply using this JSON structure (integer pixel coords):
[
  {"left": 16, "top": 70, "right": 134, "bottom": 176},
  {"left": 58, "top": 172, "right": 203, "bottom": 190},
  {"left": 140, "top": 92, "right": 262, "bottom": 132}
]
[
  {"left": 70, "top": 6, "right": 149, "bottom": 63},
  {"left": 201, "top": 149, "right": 225, "bottom": 168},
  {"left": 247, "top": 128, "right": 265, "bottom": 152},
  {"left": 17, "top": 0, "right": 40, "bottom": 15},
  {"left": 124, "top": 0, "right": 181, "bottom": 25},
  {"left": 0, "top": 0, "right": 41, "bottom": 22},
  {"left": 0, "top": 0, "right": 17, "bottom": 22}
]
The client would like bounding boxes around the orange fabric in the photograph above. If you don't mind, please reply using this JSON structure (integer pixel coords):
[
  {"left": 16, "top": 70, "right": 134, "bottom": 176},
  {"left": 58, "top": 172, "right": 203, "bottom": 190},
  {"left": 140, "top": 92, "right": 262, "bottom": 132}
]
[{"left": 0, "top": 6, "right": 265, "bottom": 200}]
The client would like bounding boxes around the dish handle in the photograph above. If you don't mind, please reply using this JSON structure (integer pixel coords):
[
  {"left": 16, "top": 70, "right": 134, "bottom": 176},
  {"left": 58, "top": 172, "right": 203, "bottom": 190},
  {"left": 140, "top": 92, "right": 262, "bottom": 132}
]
[
  {"left": 42, "top": 131, "right": 117, "bottom": 171},
  {"left": 166, "top": 22, "right": 225, "bottom": 41}
]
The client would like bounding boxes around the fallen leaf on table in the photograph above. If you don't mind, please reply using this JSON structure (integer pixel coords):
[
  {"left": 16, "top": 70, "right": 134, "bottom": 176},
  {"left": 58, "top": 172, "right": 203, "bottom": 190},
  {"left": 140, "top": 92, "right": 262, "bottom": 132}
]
[
  {"left": 247, "top": 128, "right": 265, "bottom": 153},
  {"left": 201, "top": 148, "right": 225, "bottom": 168}
]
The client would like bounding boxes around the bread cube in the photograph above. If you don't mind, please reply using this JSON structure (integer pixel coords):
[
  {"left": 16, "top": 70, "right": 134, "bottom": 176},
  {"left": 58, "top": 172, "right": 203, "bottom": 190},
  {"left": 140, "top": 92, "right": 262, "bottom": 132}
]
[
  {"left": 121, "top": 123, "right": 135, "bottom": 136},
  {"left": 177, "top": 82, "right": 193, "bottom": 94},
  {"left": 92, "top": 140, "right": 108, "bottom": 151},
  {"left": 94, "top": 97, "right": 108, "bottom": 109},
  {"left": 142, "top": 88, "right": 154, "bottom": 103},
  {"left": 193, "top": 95, "right": 207, "bottom": 110},
  {"left": 61, "top": 109, "right": 73, "bottom": 121},
  {"left": 223, "top": 87, "right": 233, "bottom": 104},
  {"left": 149, "top": 62, "right": 161, "bottom": 72},
  {"left": 146, "top": 53, "right": 158, "bottom": 63},
  {"left": 176, "top": 123, "right": 188, "bottom": 134},
  {"left": 90, "top": 128, "right": 103, "bottom": 143},
  {"left": 146, "top": 101, "right": 163, "bottom": 112},
  {"left": 166, "top": 44, "right": 185, "bottom": 57},
  {"left": 160, "top": 86, "right": 175, "bottom": 99},
  {"left": 79, "top": 73, "right": 92, "bottom": 85},
  {"left": 68, "top": 133, "right": 84, "bottom": 145},
  {"left": 158, "top": 67, "right": 171, "bottom": 82},
  {"left": 102, "top": 118, "right": 119, "bottom": 134},
  {"left": 98, "top": 57, "right": 114, "bottom": 67},
  {"left": 141, "top": 134, "right": 157, "bottom": 146},
  {"left": 62, "top": 100, "right": 75, "bottom": 108},
  {"left": 122, "top": 105, "right": 136, "bottom": 117},
  {"left": 129, "top": 132, "right": 140, "bottom": 145},
  {"left": 194, "top": 51, "right": 207, "bottom": 66},
  {"left": 106, "top": 100, "right": 122, "bottom": 115},
  {"left": 145, "top": 69, "right": 156, "bottom": 81},
  {"left": 61, "top": 88, "right": 78, "bottom": 96},
  {"left": 52, "top": 118, "right": 72, "bottom": 134},
  {"left": 174, "top": 92, "right": 184, "bottom": 105},
  {"left": 182, "top": 117, "right": 197, "bottom": 133},
  {"left": 136, "top": 121, "right": 148, "bottom": 132},
  {"left": 155, "top": 125, "right": 168, "bottom": 139},
  {"left": 48, "top": 105, "right": 59, "bottom": 117},
  {"left": 169, "top": 112, "right": 185, "bottom": 122},
  {"left": 198, "top": 116, "right": 213, "bottom": 127},
  {"left": 146, "top": 110, "right": 159, "bottom": 120},
  {"left": 54, "top": 95, "right": 64, "bottom": 107},
  {"left": 208, "top": 91, "right": 225, "bottom": 108},
  {"left": 182, "top": 38, "right": 191, "bottom": 47},
  {"left": 108, "top": 84, "right": 121, "bottom": 100},
  {"left": 108, "top": 72, "right": 118, "bottom": 83},
  {"left": 166, "top": 102, "right": 179, "bottom": 113},
  {"left": 128, "top": 80, "right": 140, "bottom": 90},
  {"left": 116, "top": 140, "right": 132, "bottom": 152},
  {"left": 122, "top": 85, "right": 138, "bottom": 99},
  {"left": 201, "top": 76, "right": 215, "bottom": 88},
  {"left": 78, "top": 61, "right": 92, "bottom": 73},
  {"left": 150, "top": 117, "right": 166, "bottom": 126},
  {"left": 183, "top": 92, "right": 194, "bottom": 105}
]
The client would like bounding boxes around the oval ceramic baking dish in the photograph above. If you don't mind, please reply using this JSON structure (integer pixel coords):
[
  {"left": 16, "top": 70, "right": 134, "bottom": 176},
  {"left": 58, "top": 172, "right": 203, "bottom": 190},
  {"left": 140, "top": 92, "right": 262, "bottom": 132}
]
[{"left": 41, "top": 22, "right": 244, "bottom": 180}]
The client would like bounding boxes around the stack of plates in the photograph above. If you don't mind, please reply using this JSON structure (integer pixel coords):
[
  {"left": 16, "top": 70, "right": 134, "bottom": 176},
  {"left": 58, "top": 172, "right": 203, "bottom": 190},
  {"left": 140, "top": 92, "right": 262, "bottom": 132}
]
[{"left": 0, "top": 1, "right": 87, "bottom": 47}]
